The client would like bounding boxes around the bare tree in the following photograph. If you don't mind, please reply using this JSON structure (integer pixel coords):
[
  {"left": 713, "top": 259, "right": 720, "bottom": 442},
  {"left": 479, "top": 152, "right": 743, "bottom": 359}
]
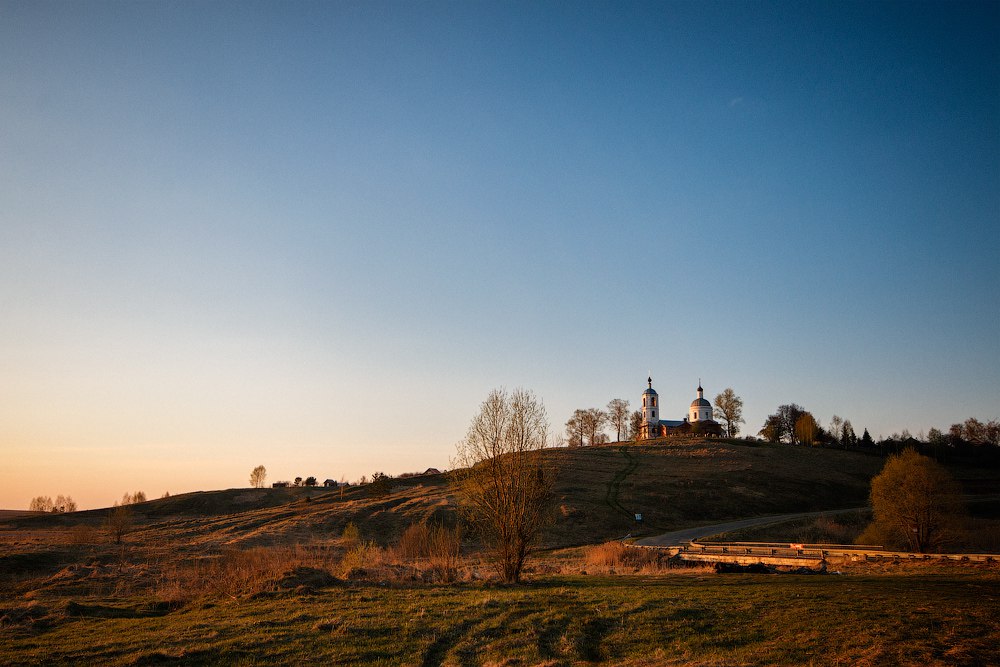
[
  {"left": 250, "top": 465, "right": 267, "bottom": 488},
  {"left": 53, "top": 495, "right": 77, "bottom": 512},
  {"left": 713, "top": 388, "right": 745, "bottom": 438},
  {"left": 120, "top": 491, "right": 146, "bottom": 505},
  {"left": 580, "top": 408, "right": 607, "bottom": 446},
  {"left": 606, "top": 399, "right": 630, "bottom": 442},
  {"left": 565, "top": 409, "right": 585, "bottom": 447},
  {"left": 29, "top": 496, "right": 53, "bottom": 512},
  {"left": 628, "top": 410, "right": 643, "bottom": 440},
  {"left": 453, "top": 388, "right": 554, "bottom": 584},
  {"left": 107, "top": 504, "right": 133, "bottom": 545},
  {"left": 829, "top": 415, "right": 844, "bottom": 445}
]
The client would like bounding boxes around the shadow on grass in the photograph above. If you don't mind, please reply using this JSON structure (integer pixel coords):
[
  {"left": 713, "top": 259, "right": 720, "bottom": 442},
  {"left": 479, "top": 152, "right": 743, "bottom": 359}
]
[
  {"left": 571, "top": 616, "right": 616, "bottom": 662},
  {"left": 65, "top": 600, "right": 179, "bottom": 619},
  {"left": 421, "top": 619, "right": 477, "bottom": 667}
]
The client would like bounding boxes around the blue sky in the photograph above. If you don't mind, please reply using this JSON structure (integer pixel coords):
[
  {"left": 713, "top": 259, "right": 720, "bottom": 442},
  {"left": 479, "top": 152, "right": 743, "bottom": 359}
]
[{"left": 1, "top": 1, "right": 997, "bottom": 508}]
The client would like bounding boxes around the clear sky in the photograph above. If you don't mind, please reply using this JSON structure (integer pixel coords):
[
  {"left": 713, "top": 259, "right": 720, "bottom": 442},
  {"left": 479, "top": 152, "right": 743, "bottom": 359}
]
[{"left": 1, "top": 1, "right": 997, "bottom": 510}]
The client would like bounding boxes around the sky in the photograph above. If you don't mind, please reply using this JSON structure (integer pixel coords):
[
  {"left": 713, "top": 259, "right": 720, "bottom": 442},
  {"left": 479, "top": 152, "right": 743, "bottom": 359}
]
[{"left": 1, "top": 1, "right": 997, "bottom": 510}]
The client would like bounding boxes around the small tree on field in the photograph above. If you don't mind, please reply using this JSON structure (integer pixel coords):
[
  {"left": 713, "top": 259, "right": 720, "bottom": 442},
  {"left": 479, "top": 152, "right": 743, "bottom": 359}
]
[
  {"left": 250, "top": 465, "right": 267, "bottom": 488},
  {"left": 565, "top": 409, "right": 586, "bottom": 447},
  {"left": 368, "top": 472, "right": 393, "bottom": 498},
  {"left": 606, "top": 399, "right": 630, "bottom": 442},
  {"left": 795, "top": 413, "right": 819, "bottom": 446},
  {"left": 713, "top": 388, "right": 745, "bottom": 438},
  {"left": 304, "top": 476, "right": 317, "bottom": 487},
  {"left": 580, "top": 408, "right": 607, "bottom": 446},
  {"left": 759, "top": 415, "right": 782, "bottom": 443},
  {"left": 107, "top": 504, "right": 133, "bottom": 545},
  {"left": 859, "top": 449, "right": 965, "bottom": 552},
  {"left": 628, "top": 410, "right": 643, "bottom": 440},
  {"left": 453, "top": 388, "right": 554, "bottom": 584}
]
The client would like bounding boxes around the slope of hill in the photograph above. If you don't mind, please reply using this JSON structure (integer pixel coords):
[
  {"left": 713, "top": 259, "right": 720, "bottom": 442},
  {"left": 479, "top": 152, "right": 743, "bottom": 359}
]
[{"left": 2, "top": 439, "right": 890, "bottom": 551}]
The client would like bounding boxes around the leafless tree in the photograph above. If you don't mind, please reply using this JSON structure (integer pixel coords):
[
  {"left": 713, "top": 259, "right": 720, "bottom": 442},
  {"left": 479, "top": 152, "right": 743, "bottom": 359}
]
[
  {"left": 29, "top": 496, "right": 53, "bottom": 512},
  {"left": 628, "top": 410, "right": 643, "bottom": 440},
  {"left": 120, "top": 491, "right": 146, "bottom": 505},
  {"left": 107, "top": 504, "right": 133, "bottom": 545},
  {"left": 829, "top": 415, "right": 844, "bottom": 445},
  {"left": 250, "top": 465, "right": 267, "bottom": 488},
  {"left": 606, "top": 399, "right": 630, "bottom": 442},
  {"left": 713, "top": 388, "right": 745, "bottom": 438},
  {"left": 580, "top": 408, "right": 607, "bottom": 446},
  {"left": 53, "top": 495, "right": 77, "bottom": 512},
  {"left": 453, "top": 388, "right": 554, "bottom": 583},
  {"left": 565, "top": 409, "right": 585, "bottom": 447}
]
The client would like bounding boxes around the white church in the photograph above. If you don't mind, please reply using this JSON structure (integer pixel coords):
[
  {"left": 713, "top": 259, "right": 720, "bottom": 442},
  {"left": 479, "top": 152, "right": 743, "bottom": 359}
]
[{"left": 638, "top": 377, "right": 722, "bottom": 440}]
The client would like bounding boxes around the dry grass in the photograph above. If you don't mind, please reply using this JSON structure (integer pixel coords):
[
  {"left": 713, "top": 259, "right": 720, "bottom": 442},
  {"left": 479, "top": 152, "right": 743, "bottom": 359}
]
[
  {"left": 395, "top": 521, "right": 463, "bottom": 582},
  {"left": 153, "top": 545, "right": 340, "bottom": 602},
  {"left": 582, "top": 541, "right": 674, "bottom": 573}
]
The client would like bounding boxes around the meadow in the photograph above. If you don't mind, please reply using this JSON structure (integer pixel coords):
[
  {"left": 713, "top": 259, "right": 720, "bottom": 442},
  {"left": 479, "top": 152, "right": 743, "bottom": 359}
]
[{"left": 2, "top": 440, "right": 998, "bottom": 665}]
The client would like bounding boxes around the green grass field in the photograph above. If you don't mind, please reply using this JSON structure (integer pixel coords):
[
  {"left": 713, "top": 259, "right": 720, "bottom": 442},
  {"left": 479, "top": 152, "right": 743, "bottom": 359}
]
[{"left": 4, "top": 569, "right": 998, "bottom": 666}]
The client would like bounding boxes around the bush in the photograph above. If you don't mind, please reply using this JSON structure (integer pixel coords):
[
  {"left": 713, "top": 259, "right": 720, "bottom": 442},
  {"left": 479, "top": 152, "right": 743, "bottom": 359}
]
[
  {"left": 397, "top": 521, "right": 462, "bottom": 582},
  {"left": 340, "top": 541, "right": 383, "bottom": 578},
  {"left": 368, "top": 472, "right": 393, "bottom": 498},
  {"left": 341, "top": 522, "right": 360, "bottom": 545}
]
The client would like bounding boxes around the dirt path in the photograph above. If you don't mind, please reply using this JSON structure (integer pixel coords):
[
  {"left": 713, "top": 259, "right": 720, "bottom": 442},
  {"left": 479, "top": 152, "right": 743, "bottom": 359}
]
[
  {"left": 634, "top": 508, "right": 864, "bottom": 547},
  {"left": 604, "top": 446, "right": 639, "bottom": 519}
]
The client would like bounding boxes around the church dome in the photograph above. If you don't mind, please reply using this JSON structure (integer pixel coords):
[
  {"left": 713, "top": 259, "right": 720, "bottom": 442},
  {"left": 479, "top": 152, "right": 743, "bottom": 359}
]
[
  {"left": 643, "top": 387, "right": 658, "bottom": 395},
  {"left": 690, "top": 397, "right": 711, "bottom": 408}
]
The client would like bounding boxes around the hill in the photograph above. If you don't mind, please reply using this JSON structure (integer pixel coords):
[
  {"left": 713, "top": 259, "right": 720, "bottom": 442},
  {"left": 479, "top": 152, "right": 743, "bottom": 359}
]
[
  {"left": 3, "top": 439, "right": 892, "bottom": 552},
  {"left": 3, "top": 439, "right": 998, "bottom": 667}
]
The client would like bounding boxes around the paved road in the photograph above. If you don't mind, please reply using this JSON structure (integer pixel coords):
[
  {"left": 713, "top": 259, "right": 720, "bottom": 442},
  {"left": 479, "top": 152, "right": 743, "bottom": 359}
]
[{"left": 634, "top": 508, "right": 864, "bottom": 547}]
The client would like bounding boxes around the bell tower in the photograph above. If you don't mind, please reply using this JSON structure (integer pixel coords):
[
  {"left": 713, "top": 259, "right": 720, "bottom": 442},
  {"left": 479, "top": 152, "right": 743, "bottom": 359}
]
[{"left": 641, "top": 377, "right": 659, "bottom": 439}]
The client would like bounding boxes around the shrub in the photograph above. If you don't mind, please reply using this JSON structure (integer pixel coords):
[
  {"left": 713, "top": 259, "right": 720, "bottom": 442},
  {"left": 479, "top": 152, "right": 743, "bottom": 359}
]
[
  {"left": 340, "top": 542, "right": 382, "bottom": 578},
  {"left": 368, "top": 472, "right": 393, "bottom": 498},
  {"left": 341, "top": 522, "right": 360, "bottom": 545},
  {"left": 107, "top": 505, "right": 133, "bottom": 544}
]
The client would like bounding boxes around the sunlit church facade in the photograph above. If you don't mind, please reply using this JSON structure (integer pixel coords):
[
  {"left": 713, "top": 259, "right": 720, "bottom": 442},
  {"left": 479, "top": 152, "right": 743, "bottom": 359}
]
[{"left": 639, "top": 377, "right": 723, "bottom": 440}]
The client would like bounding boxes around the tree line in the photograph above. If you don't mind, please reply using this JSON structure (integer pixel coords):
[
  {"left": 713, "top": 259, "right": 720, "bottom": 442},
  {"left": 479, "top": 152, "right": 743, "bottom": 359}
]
[
  {"left": 757, "top": 404, "right": 1000, "bottom": 459},
  {"left": 28, "top": 494, "right": 77, "bottom": 513}
]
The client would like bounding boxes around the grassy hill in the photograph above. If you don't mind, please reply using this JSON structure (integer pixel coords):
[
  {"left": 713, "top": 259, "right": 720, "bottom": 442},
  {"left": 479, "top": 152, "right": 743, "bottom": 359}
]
[
  {"left": 3, "top": 439, "right": 889, "bottom": 553},
  {"left": 3, "top": 439, "right": 999, "bottom": 666}
]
